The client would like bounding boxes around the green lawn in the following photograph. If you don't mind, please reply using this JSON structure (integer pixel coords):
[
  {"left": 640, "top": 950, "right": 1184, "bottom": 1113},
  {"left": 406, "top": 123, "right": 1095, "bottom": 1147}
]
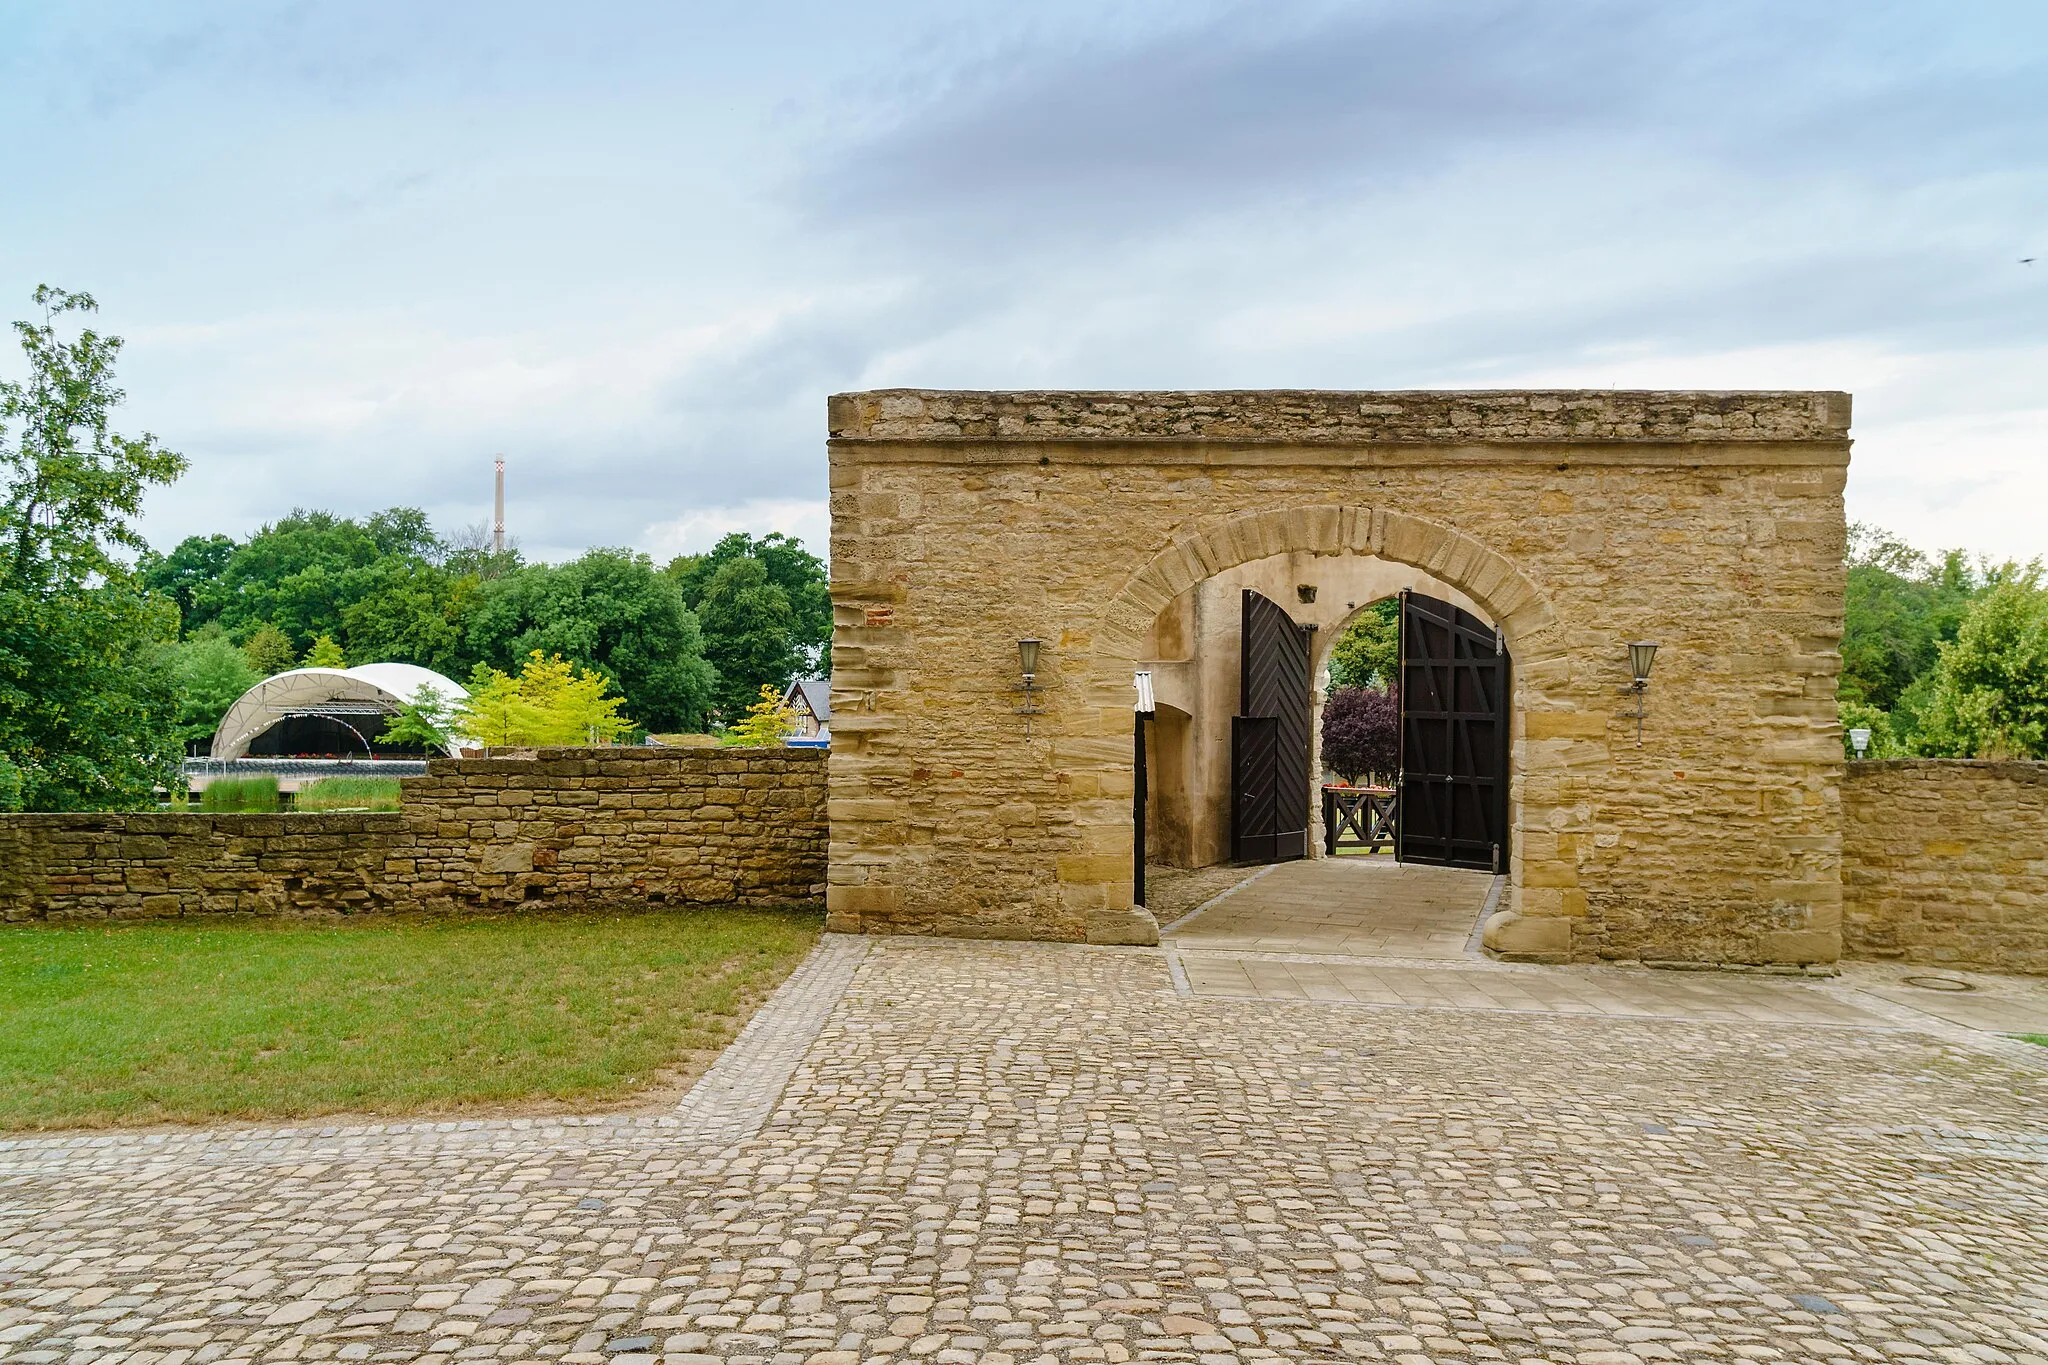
[{"left": 0, "top": 907, "right": 821, "bottom": 1130}]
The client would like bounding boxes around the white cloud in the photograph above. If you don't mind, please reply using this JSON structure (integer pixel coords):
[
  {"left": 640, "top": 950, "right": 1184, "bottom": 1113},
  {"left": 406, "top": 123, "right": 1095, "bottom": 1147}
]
[{"left": 641, "top": 499, "right": 832, "bottom": 562}]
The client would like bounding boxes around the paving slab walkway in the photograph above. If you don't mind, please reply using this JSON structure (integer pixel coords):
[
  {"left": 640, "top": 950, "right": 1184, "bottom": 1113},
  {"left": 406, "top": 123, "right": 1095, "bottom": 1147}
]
[
  {"left": 1162, "top": 859, "right": 1492, "bottom": 960},
  {"left": 2, "top": 933, "right": 2045, "bottom": 1365}
]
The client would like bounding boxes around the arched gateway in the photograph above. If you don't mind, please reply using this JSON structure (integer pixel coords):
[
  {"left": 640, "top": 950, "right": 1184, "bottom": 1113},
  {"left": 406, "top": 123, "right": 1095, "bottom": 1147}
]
[{"left": 824, "top": 390, "right": 1850, "bottom": 967}]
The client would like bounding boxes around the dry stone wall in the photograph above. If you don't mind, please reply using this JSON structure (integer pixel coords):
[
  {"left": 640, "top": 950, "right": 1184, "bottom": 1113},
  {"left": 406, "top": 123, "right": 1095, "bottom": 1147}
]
[
  {"left": 0, "top": 748, "right": 826, "bottom": 922},
  {"left": 1842, "top": 760, "right": 2048, "bottom": 974},
  {"left": 826, "top": 388, "right": 1852, "bottom": 964}
]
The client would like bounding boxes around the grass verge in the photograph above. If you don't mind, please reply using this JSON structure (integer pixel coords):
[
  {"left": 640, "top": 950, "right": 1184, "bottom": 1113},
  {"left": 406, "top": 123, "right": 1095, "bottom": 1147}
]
[
  {"left": 296, "top": 776, "right": 403, "bottom": 811},
  {"left": 200, "top": 774, "right": 280, "bottom": 812},
  {"left": 0, "top": 907, "right": 821, "bottom": 1130}
]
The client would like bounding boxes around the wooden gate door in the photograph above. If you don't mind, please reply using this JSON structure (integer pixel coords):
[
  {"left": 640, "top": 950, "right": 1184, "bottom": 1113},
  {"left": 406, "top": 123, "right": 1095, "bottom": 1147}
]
[
  {"left": 1397, "top": 589, "right": 1511, "bottom": 871},
  {"left": 1233, "top": 589, "right": 1313, "bottom": 862}
]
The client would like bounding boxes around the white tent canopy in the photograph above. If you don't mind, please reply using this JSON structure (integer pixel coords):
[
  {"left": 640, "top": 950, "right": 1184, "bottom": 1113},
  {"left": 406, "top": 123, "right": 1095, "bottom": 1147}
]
[{"left": 209, "top": 664, "right": 469, "bottom": 760}]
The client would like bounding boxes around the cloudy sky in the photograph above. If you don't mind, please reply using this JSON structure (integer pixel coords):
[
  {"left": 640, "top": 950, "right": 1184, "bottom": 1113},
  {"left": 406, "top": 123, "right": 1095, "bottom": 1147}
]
[{"left": 4, "top": 0, "right": 2044, "bottom": 564}]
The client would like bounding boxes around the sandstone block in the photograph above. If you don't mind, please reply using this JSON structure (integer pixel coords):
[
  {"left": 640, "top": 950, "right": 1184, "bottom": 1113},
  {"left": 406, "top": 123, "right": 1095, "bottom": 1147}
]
[{"left": 1483, "top": 911, "right": 1571, "bottom": 961}]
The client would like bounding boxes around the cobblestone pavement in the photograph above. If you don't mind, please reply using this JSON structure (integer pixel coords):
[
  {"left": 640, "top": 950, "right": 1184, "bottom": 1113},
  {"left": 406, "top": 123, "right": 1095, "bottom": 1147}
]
[{"left": 4, "top": 937, "right": 2046, "bottom": 1365}]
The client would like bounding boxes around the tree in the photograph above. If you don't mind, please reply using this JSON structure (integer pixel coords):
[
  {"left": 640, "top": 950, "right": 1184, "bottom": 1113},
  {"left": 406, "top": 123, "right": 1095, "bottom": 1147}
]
[
  {"left": 443, "top": 519, "right": 522, "bottom": 580},
  {"left": 193, "top": 506, "right": 456, "bottom": 653},
  {"left": 168, "top": 626, "right": 259, "bottom": 753},
  {"left": 695, "top": 555, "right": 799, "bottom": 720},
  {"left": 302, "top": 633, "right": 346, "bottom": 668},
  {"left": 726, "top": 683, "right": 798, "bottom": 746},
  {"left": 0, "top": 285, "right": 186, "bottom": 809},
  {"left": 138, "top": 533, "right": 235, "bottom": 627},
  {"left": 1322, "top": 686, "right": 1399, "bottom": 787},
  {"left": 456, "top": 661, "right": 548, "bottom": 748},
  {"left": 668, "top": 531, "right": 830, "bottom": 673},
  {"left": 0, "top": 586, "right": 182, "bottom": 809},
  {"left": 513, "top": 652, "right": 634, "bottom": 744},
  {"left": 337, "top": 558, "right": 475, "bottom": 674},
  {"left": 241, "top": 622, "right": 297, "bottom": 676},
  {"left": 365, "top": 506, "right": 442, "bottom": 561},
  {"left": 455, "top": 651, "right": 633, "bottom": 747},
  {"left": 1327, "top": 597, "right": 1399, "bottom": 691},
  {"left": 467, "top": 549, "right": 715, "bottom": 731},
  {"left": 381, "top": 682, "right": 458, "bottom": 752},
  {"left": 1840, "top": 524, "right": 1980, "bottom": 712},
  {"left": 1913, "top": 578, "right": 2048, "bottom": 759}
]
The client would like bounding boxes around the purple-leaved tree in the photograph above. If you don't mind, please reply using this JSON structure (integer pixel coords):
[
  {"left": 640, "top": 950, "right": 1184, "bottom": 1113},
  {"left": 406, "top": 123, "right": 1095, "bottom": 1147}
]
[{"left": 1322, "top": 686, "right": 1398, "bottom": 787}]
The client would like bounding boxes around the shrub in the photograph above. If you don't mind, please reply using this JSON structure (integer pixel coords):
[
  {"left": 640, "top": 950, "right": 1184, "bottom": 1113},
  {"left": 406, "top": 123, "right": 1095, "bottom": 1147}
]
[
  {"left": 200, "top": 775, "right": 280, "bottom": 812},
  {"left": 1323, "top": 686, "right": 1399, "bottom": 787},
  {"left": 725, "top": 684, "right": 799, "bottom": 747},
  {"left": 1913, "top": 579, "right": 2048, "bottom": 759},
  {"left": 296, "top": 777, "right": 402, "bottom": 812},
  {"left": 1837, "top": 700, "right": 1904, "bottom": 759}
]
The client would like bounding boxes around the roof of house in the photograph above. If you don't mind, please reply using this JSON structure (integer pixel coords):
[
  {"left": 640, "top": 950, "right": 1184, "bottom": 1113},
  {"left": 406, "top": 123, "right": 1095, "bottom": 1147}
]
[{"left": 784, "top": 677, "right": 831, "bottom": 722}]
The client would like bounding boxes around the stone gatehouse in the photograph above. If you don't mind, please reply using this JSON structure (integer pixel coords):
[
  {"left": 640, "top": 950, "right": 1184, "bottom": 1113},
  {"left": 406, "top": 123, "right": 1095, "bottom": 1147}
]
[{"left": 824, "top": 389, "right": 1852, "bottom": 966}]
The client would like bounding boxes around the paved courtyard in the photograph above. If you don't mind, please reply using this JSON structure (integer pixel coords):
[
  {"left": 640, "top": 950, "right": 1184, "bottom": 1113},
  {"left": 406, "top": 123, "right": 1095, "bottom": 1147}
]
[{"left": 3, "top": 926, "right": 2046, "bottom": 1365}]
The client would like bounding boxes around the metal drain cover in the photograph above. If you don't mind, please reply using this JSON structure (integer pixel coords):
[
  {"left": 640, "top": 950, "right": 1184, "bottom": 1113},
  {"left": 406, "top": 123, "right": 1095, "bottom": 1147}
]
[{"left": 1903, "top": 975, "right": 1975, "bottom": 992}]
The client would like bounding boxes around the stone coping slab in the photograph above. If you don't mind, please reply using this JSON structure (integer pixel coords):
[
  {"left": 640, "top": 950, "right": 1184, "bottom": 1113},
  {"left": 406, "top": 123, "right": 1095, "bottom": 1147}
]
[{"left": 830, "top": 387, "right": 1853, "bottom": 446}]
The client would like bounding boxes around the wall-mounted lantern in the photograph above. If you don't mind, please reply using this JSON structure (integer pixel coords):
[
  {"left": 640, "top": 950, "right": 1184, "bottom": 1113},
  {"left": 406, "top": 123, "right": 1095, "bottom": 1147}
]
[
  {"left": 1849, "top": 727, "right": 1872, "bottom": 760},
  {"left": 1015, "top": 638, "right": 1045, "bottom": 734},
  {"left": 1627, "top": 641, "right": 1659, "bottom": 744}
]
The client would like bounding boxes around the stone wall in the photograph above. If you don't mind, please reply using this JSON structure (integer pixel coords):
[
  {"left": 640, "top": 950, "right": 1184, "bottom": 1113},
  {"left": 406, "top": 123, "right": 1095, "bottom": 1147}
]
[
  {"left": 0, "top": 748, "right": 826, "bottom": 922},
  {"left": 1842, "top": 760, "right": 2048, "bottom": 974},
  {"left": 826, "top": 388, "right": 1852, "bottom": 963}
]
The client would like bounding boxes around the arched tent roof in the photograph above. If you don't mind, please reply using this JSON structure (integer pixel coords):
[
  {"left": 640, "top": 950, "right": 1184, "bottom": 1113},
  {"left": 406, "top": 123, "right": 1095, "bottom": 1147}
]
[{"left": 209, "top": 664, "right": 469, "bottom": 760}]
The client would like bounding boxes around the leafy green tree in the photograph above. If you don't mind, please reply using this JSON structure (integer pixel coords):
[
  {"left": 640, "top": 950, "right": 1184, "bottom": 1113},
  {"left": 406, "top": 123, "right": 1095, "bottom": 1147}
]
[
  {"left": 365, "top": 506, "right": 442, "bottom": 560},
  {"left": 302, "top": 633, "right": 346, "bottom": 668},
  {"left": 1840, "top": 524, "right": 1980, "bottom": 711},
  {"left": 0, "top": 587, "right": 181, "bottom": 808},
  {"left": 1913, "top": 578, "right": 2048, "bottom": 759},
  {"left": 695, "top": 555, "right": 799, "bottom": 720},
  {"left": 0, "top": 286, "right": 185, "bottom": 809},
  {"left": 168, "top": 626, "right": 259, "bottom": 753},
  {"left": 468, "top": 549, "right": 715, "bottom": 731},
  {"left": 668, "top": 531, "right": 830, "bottom": 673},
  {"left": 338, "top": 559, "right": 475, "bottom": 674},
  {"left": 194, "top": 507, "right": 454, "bottom": 654},
  {"left": 0, "top": 753, "right": 22, "bottom": 812},
  {"left": 241, "top": 622, "right": 297, "bottom": 676},
  {"left": 381, "top": 682, "right": 459, "bottom": 752},
  {"left": 1327, "top": 597, "right": 1399, "bottom": 690},
  {"left": 138, "top": 532, "right": 235, "bottom": 627}
]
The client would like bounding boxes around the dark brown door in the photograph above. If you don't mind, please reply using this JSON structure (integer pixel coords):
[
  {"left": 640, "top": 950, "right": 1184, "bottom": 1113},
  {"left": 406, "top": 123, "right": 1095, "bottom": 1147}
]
[
  {"left": 1397, "top": 590, "right": 1510, "bottom": 871},
  {"left": 1233, "top": 589, "right": 1313, "bottom": 862}
]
